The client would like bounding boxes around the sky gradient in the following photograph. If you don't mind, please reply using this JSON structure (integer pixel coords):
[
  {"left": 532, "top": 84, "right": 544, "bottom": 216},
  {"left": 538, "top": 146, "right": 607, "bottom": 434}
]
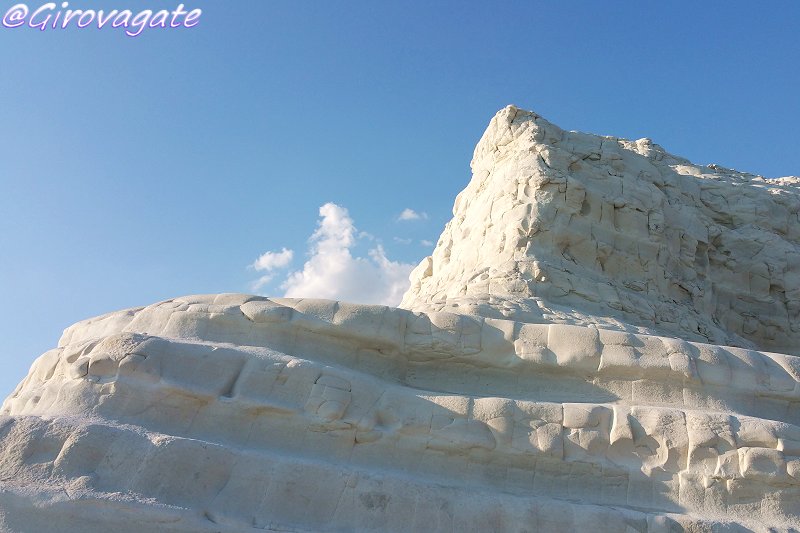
[{"left": 1, "top": 0, "right": 798, "bottom": 397}]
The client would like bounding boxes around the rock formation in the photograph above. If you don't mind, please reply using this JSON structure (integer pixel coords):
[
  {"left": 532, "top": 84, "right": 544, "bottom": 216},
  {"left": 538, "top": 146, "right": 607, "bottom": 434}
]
[
  {"left": 2, "top": 107, "right": 799, "bottom": 532},
  {"left": 403, "top": 106, "right": 800, "bottom": 354}
]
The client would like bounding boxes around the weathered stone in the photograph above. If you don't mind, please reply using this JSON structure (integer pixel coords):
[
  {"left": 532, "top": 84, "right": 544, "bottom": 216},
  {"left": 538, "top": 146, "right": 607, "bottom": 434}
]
[{"left": 1, "top": 106, "right": 798, "bottom": 532}]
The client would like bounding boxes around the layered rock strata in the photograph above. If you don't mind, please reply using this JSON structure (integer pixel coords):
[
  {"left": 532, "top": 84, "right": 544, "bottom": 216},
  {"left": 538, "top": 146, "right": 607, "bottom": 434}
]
[
  {"left": 4, "top": 296, "right": 800, "bottom": 532},
  {"left": 403, "top": 106, "right": 800, "bottom": 355},
  {"left": 2, "top": 107, "right": 799, "bottom": 532}
]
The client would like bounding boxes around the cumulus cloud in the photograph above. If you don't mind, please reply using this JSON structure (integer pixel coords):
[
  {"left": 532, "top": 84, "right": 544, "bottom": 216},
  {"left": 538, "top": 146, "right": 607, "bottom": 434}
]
[
  {"left": 251, "top": 203, "right": 416, "bottom": 306},
  {"left": 250, "top": 247, "right": 294, "bottom": 290},
  {"left": 397, "top": 208, "right": 428, "bottom": 221},
  {"left": 252, "top": 248, "right": 294, "bottom": 271}
]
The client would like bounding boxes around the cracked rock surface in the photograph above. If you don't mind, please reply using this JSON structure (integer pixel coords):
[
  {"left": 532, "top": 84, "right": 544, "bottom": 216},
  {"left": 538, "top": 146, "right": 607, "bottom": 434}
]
[
  {"left": 2, "top": 108, "right": 799, "bottom": 532},
  {"left": 403, "top": 106, "right": 800, "bottom": 355}
]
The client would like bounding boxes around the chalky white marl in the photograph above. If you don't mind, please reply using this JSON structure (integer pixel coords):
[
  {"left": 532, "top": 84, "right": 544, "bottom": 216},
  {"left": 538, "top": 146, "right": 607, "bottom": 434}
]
[{"left": 1, "top": 107, "right": 799, "bottom": 532}]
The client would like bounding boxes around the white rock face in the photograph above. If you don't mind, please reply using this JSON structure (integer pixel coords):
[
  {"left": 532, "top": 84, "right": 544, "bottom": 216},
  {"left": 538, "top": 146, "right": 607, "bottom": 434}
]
[
  {"left": 403, "top": 106, "right": 800, "bottom": 355},
  {"left": 2, "top": 108, "right": 799, "bottom": 532}
]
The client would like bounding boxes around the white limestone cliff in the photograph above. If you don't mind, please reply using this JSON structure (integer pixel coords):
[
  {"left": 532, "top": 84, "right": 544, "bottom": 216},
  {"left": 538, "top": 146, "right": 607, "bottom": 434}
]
[
  {"left": 402, "top": 106, "right": 800, "bottom": 355},
  {"left": 1, "top": 107, "right": 799, "bottom": 532}
]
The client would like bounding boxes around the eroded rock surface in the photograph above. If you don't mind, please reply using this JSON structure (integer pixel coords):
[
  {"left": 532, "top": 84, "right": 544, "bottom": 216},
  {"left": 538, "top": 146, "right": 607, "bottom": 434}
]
[
  {"left": 2, "top": 108, "right": 799, "bottom": 532},
  {"left": 402, "top": 106, "right": 800, "bottom": 355}
]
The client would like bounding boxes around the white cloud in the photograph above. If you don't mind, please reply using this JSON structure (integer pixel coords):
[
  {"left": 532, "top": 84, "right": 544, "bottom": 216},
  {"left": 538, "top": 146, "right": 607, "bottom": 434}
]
[
  {"left": 252, "top": 247, "right": 294, "bottom": 272},
  {"left": 393, "top": 237, "right": 412, "bottom": 245},
  {"left": 251, "top": 203, "right": 415, "bottom": 306},
  {"left": 397, "top": 208, "right": 428, "bottom": 221},
  {"left": 251, "top": 274, "right": 275, "bottom": 291},
  {"left": 249, "top": 247, "right": 294, "bottom": 291},
  {"left": 420, "top": 239, "right": 434, "bottom": 247}
]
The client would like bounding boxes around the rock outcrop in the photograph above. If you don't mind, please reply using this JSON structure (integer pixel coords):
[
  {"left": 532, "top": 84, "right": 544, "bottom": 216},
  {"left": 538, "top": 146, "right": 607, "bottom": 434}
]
[
  {"left": 2, "top": 107, "right": 799, "bottom": 532},
  {"left": 402, "top": 106, "right": 800, "bottom": 355}
]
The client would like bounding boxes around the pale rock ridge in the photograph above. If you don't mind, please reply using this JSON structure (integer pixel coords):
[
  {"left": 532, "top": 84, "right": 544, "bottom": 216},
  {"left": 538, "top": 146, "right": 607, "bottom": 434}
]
[
  {"left": 1, "top": 108, "right": 799, "bottom": 532},
  {"left": 401, "top": 106, "right": 800, "bottom": 355},
  {"left": 5, "top": 295, "right": 800, "bottom": 531}
]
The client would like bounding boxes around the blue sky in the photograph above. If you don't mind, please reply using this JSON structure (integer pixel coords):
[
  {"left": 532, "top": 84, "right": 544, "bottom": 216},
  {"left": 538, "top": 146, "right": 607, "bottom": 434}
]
[{"left": 0, "top": 0, "right": 798, "bottom": 397}]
